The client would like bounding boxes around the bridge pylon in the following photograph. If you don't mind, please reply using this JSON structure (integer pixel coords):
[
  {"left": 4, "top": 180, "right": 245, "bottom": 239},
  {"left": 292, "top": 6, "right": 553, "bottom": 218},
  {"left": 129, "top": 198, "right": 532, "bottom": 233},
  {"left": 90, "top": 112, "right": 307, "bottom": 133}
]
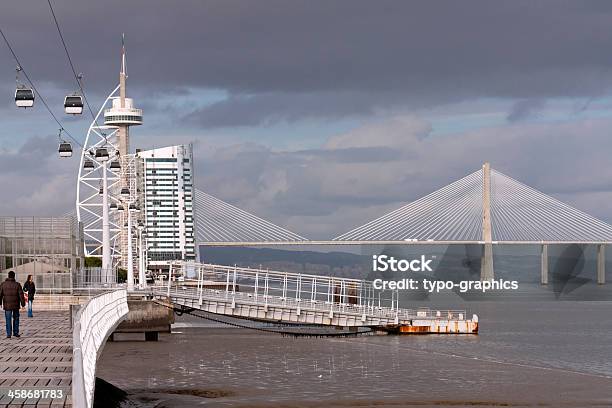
[{"left": 480, "top": 162, "right": 495, "bottom": 281}]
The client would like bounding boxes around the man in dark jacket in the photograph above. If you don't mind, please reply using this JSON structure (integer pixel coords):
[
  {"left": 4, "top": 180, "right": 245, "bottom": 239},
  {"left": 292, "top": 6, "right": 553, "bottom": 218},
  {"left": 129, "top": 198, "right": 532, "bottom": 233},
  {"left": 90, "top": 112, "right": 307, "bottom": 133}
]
[{"left": 0, "top": 271, "right": 26, "bottom": 338}]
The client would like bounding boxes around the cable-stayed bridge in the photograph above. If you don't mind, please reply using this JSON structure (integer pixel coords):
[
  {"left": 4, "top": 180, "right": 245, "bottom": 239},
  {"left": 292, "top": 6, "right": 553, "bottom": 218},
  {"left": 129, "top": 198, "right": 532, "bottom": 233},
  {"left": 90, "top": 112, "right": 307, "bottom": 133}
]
[
  {"left": 196, "top": 163, "right": 612, "bottom": 284},
  {"left": 197, "top": 163, "right": 612, "bottom": 244},
  {"left": 333, "top": 166, "right": 612, "bottom": 243},
  {"left": 72, "top": 162, "right": 612, "bottom": 284}
]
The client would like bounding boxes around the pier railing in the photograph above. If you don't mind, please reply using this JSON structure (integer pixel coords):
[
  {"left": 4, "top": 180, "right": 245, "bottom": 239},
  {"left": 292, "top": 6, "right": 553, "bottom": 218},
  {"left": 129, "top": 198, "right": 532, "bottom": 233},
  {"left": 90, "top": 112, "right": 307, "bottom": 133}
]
[
  {"left": 72, "top": 289, "right": 129, "bottom": 408},
  {"left": 158, "top": 262, "right": 467, "bottom": 323}
]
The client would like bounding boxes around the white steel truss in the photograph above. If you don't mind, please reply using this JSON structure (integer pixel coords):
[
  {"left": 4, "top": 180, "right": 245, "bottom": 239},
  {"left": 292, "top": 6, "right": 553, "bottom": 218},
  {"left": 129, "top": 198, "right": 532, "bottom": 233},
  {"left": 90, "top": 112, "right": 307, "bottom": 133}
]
[{"left": 76, "top": 84, "right": 124, "bottom": 260}]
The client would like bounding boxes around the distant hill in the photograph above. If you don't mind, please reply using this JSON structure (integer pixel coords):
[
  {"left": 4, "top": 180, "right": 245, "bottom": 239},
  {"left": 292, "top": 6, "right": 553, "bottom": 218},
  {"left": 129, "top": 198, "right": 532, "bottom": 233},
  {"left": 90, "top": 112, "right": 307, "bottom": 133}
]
[
  {"left": 199, "top": 246, "right": 366, "bottom": 278},
  {"left": 199, "top": 244, "right": 603, "bottom": 283}
]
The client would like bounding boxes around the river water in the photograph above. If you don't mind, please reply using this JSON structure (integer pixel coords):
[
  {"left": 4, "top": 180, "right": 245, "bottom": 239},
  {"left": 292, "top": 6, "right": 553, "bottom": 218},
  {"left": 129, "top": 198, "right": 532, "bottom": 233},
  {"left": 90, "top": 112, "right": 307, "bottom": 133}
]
[{"left": 97, "top": 300, "right": 612, "bottom": 407}]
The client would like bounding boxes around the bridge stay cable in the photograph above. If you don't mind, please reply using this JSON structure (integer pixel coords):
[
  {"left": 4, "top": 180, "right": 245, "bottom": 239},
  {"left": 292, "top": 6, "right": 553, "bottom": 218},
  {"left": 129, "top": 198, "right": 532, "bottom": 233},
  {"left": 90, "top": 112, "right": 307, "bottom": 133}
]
[
  {"left": 194, "top": 189, "right": 308, "bottom": 243},
  {"left": 333, "top": 166, "right": 612, "bottom": 243}
]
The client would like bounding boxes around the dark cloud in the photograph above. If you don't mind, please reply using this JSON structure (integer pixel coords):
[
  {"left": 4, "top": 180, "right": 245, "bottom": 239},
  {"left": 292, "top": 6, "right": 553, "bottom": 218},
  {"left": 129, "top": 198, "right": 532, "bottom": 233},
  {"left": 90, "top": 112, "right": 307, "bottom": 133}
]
[
  {"left": 507, "top": 99, "right": 546, "bottom": 122},
  {"left": 184, "top": 92, "right": 384, "bottom": 128},
  {"left": 3, "top": 1, "right": 612, "bottom": 126},
  {"left": 3, "top": 2, "right": 612, "bottom": 239},
  {"left": 0, "top": 134, "right": 77, "bottom": 216}
]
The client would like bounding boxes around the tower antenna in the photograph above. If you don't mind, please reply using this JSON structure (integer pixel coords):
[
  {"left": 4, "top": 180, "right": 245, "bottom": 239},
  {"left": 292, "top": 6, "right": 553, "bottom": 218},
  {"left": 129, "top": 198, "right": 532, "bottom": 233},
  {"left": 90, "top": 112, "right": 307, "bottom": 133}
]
[{"left": 120, "top": 33, "right": 126, "bottom": 108}]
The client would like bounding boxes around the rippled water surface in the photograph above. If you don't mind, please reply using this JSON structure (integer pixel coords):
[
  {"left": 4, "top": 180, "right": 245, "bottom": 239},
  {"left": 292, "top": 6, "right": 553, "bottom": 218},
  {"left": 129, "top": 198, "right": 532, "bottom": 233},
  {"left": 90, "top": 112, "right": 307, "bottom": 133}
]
[{"left": 97, "top": 301, "right": 612, "bottom": 407}]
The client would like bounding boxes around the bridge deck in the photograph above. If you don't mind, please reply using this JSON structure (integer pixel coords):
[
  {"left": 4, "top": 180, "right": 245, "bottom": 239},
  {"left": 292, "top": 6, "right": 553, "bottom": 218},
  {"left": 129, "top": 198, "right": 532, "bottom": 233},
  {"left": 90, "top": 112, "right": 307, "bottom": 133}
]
[
  {"left": 0, "top": 312, "right": 72, "bottom": 407},
  {"left": 156, "top": 262, "right": 478, "bottom": 333}
]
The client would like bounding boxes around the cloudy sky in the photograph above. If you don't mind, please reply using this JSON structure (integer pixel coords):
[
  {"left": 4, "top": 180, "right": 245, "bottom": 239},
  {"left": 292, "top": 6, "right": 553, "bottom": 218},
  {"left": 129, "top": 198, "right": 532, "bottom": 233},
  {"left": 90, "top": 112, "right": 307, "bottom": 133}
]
[{"left": 2, "top": 1, "right": 612, "bottom": 239}]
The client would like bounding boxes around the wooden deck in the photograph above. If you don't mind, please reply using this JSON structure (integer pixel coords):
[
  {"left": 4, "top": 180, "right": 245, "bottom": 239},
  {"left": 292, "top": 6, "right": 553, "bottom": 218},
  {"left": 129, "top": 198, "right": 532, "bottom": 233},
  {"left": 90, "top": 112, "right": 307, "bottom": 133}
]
[{"left": 0, "top": 312, "right": 72, "bottom": 407}]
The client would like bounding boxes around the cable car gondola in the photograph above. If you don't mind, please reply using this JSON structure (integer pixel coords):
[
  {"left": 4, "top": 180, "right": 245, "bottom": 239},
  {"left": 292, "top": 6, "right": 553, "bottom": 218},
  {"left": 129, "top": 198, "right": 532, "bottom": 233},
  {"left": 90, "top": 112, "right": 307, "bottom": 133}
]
[
  {"left": 14, "top": 67, "right": 34, "bottom": 108},
  {"left": 57, "top": 129, "right": 72, "bottom": 158},
  {"left": 15, "top": 87, "right": 35, "bottom": 108},
  {"left": 65, "top": 74, "right": 85, "bottom": 114},
  {"left": 95, "top": 147, "right": 109, "bottom": 161},
  {"left": 110, "top": 160, "right": 121, "bottom": 170},
  {"left": 83, "top": 159, "right": 95, "bottom": 170},
  {"left": 64, "top": 94, "right": 83, "bottom": 115},
  {"left": 58, "top": 142, "right": 72, "bottom": 157}
]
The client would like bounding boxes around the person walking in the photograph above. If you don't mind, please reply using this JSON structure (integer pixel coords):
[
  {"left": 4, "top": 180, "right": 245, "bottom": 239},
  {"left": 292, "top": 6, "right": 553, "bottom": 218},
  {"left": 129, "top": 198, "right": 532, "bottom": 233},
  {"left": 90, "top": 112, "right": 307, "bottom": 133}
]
[
  {"left": 0, "top": 271, "right": 26, "bottom": 339},
  {"left": 23, "top": 275, "right": 36, "bottom": 318}
]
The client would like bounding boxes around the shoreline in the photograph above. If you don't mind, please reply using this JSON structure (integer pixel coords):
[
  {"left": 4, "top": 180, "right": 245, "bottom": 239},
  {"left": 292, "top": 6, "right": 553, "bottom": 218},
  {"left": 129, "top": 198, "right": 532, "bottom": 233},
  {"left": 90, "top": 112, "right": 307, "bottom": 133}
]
[{"left": 96, "top": 301, "right": 612, "bottom": 408}]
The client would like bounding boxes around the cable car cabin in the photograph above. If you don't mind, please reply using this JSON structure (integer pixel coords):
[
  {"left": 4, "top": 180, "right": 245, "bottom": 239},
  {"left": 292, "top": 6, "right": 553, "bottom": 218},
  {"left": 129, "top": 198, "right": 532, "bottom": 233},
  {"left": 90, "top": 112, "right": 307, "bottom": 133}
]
[
  {"left": 110, "top": 160, "right": 121, "bottom": 170},
  {"left": 83, "top": 159, "right": 95, "bottom": 170},
  {"left": 64, "top": 95, "right": 83, "bottom": 114},
  {"left": 58, "top": 142, "right": 73, "bottom": 158},
  {"left": 94, "top": 147, "right": 109, "bottom": 160},
  {"left": 15, "top": 88, "right": 35, "bottom": 108}
]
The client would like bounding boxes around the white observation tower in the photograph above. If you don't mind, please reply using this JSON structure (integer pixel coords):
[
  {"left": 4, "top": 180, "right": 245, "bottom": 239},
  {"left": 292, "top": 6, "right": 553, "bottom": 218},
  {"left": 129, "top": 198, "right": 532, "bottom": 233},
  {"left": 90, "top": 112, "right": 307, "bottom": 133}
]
[
  {"left": 76, "top": 34, "right": 143, "bottom": 284},
  {"left": 104, "top": 34, "right": 143, "bottom": 155}
]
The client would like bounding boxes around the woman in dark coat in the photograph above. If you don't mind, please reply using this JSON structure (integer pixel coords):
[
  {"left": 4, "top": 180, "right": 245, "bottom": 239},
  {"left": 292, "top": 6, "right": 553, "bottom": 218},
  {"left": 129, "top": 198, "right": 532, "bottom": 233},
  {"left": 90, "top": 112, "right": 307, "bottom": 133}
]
[{"left": 23, "top": 275, "right": 36, "bottom": 318}]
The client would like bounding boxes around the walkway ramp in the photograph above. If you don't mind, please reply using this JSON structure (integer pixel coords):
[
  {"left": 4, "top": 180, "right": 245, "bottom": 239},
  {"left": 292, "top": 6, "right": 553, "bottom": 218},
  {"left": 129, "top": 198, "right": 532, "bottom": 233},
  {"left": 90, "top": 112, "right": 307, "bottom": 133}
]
[
  {"left": 0, "top": 290, "right": 128, "bottom": 408},
  {"left": 153, "top": 263, "right": 478, "bottom": 334}
]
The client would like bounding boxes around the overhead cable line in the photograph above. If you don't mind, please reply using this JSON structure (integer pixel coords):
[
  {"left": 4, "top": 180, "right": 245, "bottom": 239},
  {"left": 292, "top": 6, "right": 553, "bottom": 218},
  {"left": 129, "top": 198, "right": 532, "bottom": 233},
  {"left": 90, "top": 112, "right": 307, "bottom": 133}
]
[
  {"left": 46, "top": 0, "right": 99, "bottom": 124},
  {"left": 0, "top": 25, "right": 83, "bottom": 148}
]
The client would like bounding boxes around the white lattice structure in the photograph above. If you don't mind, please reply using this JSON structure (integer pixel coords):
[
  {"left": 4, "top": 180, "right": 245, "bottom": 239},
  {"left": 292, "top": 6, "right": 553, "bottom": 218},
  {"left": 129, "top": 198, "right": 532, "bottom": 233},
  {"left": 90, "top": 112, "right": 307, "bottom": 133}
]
[
  {"left": 76, "top": 85, "right": 123, "bottom": 259},
  {"left": 118, "top": 154, "right": 141, "bottom": 269}
]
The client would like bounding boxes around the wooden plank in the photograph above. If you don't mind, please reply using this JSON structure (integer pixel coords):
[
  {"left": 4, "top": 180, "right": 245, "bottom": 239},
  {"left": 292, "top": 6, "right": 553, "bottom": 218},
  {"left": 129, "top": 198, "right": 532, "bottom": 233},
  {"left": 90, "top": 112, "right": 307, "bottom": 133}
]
[
  {"left": 0, "top": 373, "right": 72, "bottom": 379},
  {"left": 0, "top": 312, "right": 73, "bottom": 407}
]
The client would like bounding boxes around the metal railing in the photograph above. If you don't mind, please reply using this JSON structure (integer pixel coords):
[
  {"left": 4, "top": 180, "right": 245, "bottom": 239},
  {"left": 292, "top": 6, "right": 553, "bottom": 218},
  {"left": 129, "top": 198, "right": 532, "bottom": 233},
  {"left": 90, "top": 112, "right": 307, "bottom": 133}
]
[
  {"left": 72, "top": 289, "right": 129, "bottom": 408},
  {"left": 73, "top": 267, "right": 118, "bottom": 287},
  {"left": 155, "top": 262, "right": 467, "bottom": 323}
]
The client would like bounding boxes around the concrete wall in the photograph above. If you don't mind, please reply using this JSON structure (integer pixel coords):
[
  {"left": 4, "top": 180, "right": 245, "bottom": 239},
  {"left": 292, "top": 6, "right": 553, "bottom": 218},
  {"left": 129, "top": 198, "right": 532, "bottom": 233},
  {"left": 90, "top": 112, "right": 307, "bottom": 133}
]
[
  {"left": 31, "top": 294, "right": 90, "bottom": 311},
  {"left": 115, "top": 297, "right": 174, "bottom": 333}
]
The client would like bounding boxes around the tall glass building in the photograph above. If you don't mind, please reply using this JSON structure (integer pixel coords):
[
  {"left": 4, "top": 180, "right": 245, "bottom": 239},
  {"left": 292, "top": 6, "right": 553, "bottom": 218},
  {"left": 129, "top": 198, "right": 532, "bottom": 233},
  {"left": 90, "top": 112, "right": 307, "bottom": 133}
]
[{"left": 136, "top": 144, "right": 196, "bottom": 275}]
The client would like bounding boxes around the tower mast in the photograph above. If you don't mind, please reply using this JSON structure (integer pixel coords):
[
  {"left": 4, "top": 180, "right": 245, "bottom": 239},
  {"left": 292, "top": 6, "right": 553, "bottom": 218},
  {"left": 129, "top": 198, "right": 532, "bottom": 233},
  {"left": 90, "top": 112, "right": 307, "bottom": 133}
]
[
  {"left": 101, "top": 35, "right": 143, "bottom": 274},
  {"left": 117, "top": 33, "right": 129, "bottom": 156},
  {"left": 120, "top": 33, "right": 126, "bottom": 108}
]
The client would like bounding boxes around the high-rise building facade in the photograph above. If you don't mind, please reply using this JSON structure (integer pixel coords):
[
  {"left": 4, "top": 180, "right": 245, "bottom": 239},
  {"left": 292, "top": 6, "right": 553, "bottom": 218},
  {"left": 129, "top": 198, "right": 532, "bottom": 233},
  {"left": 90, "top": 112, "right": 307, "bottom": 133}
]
[{"left": 136, "top": 144, "right": 196, "bottom": 274}]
